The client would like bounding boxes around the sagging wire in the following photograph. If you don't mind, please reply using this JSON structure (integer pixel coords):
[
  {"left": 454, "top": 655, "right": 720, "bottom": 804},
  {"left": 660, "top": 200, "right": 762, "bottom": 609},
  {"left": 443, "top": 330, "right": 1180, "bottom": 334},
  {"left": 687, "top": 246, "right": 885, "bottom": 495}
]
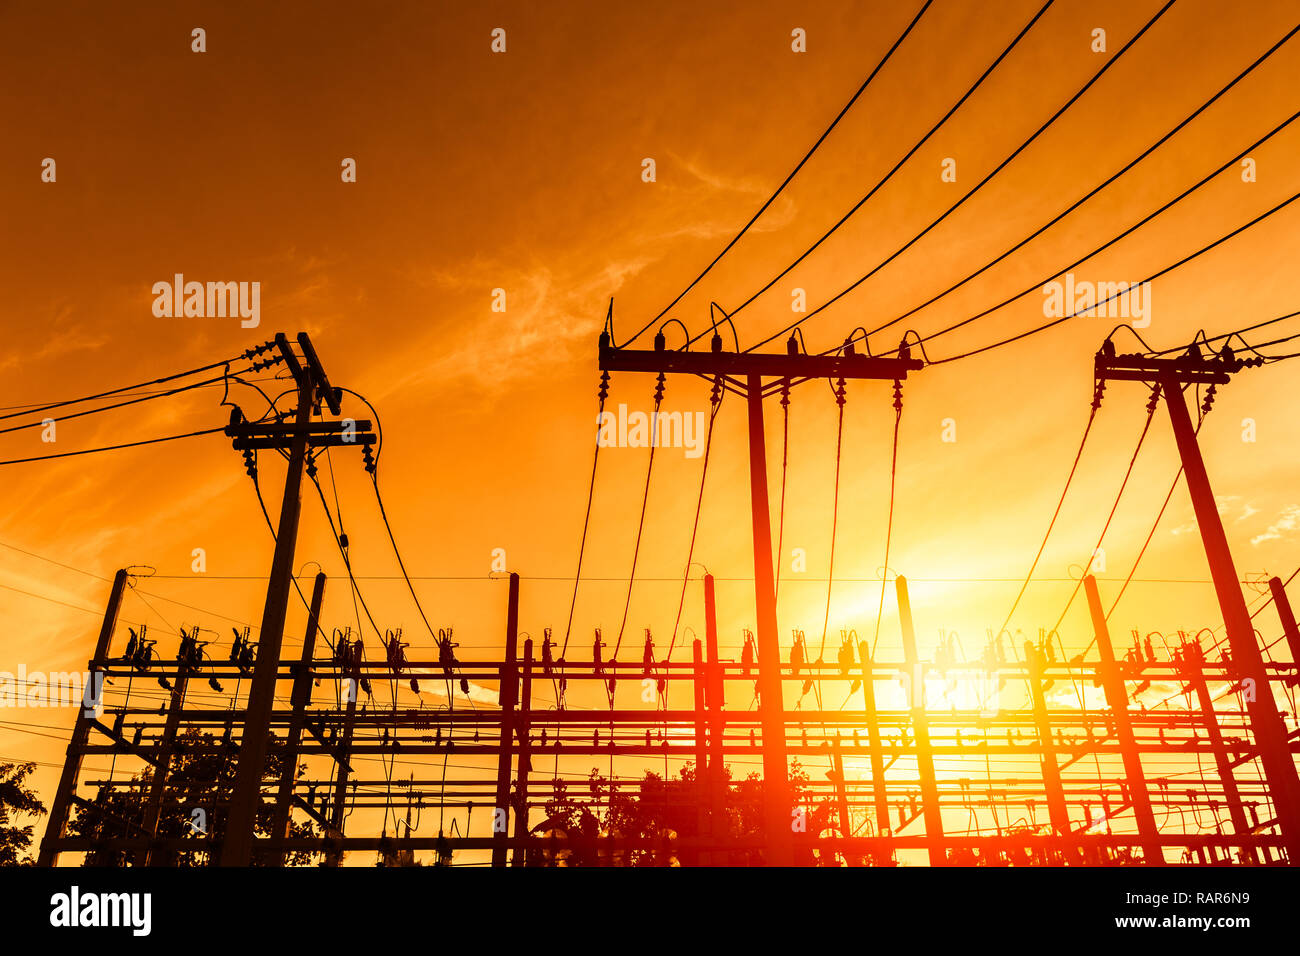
[
  {"left": 665, "top": 375, "right": 725, "bottom": 669},
  {"left": 610, "top": 368, "right": 667, "bottom": 688},
  {"left": 562, "top": 362, "right": 612, "bottom": 659},
  {"left": 871, "top": 364, "right": 907, "bottom": 658}
]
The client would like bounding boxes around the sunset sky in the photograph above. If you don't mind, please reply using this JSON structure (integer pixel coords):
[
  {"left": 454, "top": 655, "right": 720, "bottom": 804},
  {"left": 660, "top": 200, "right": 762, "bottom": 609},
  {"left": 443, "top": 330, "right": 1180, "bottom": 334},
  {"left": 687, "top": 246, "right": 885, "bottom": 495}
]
[{"left": 2, "top": 0, "right": 1298, "bottom": 862}]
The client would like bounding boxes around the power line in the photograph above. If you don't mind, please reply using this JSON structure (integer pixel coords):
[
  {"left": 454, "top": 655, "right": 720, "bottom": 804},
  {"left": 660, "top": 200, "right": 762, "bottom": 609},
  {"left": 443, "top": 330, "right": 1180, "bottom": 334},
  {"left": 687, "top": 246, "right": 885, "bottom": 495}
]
[
  {"left": 0, "top": 580, "right": 146, "bottom": 629},
  {"left": 1049, "top": 390, "right": 1160, "bottom": 638},
  {"left": 621, "top": 0, "right": 936, "bottom": 347},
  {"left": 748, "top": 0, "right": 1176, "bottom": 352},
  {"left": 0, "top": 351, "right": 258, "bottom": 423},
  {"left": 870, "top": 398, "right": 903, "bottom": 658},
  {"left": 708, "top": 0, "right": 1054, "bottom": 337},
  {"left": 1106, "top": 456, "right": 1186, "bottom": 622},
  {"left": 667, "top": 387, "right": 723, "bottom": 660},
  {"left": 0, "top": 375, "right": 282, "bottom": 415},
  {"left": 996, "top": 401, "right": 1102, "bottom": 639},
  {"left": 370, "top": 473, "right": 442, "bottom": 646},
  {"left": 613, "top": 380, "right": 666, "bottom": 658},
  {"left": 1148, "top": 311, "right": 1300, "bottom": 357},
  {"left": 562, "top": 376, "right": 609, "bottom": 658},
  {"left": 0, "top": 425, "right": 226, "bottom": 467},
  {"left": 860, "top": 23, "right": 1299, "bottom": 345},
  {"left": 927, "top": 188, "right": 1300, "bottom": 365},
  {"left": 909, "top": 111, "right": 1298, "bottom": 357},
  {"left": 0, "top": 368, "right": 254, "bottom": 439}
]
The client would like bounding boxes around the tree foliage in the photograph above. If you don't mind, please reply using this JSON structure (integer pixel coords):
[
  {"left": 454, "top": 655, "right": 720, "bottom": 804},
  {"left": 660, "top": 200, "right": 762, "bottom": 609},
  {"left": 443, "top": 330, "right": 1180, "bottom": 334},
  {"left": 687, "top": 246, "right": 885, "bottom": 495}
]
[
  {"left": 68, "top": 727, "right": 319, "bottom": 866},
  {"left": 0, "top": 762, "right": 47, "bottom": 866},
  {"left": 529, "top": 759, "right": 846, "bottom": 866}
]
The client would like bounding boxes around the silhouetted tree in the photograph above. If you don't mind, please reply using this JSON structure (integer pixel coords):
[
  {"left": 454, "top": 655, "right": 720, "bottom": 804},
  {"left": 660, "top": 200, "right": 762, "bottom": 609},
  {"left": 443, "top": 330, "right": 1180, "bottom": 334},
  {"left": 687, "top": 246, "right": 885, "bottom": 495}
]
[
  {"left": 68, "top": 727, "right": 319, "bottom": 866},
  {"left": 0, "top": 762, "right": 46, "bottom": 866},
  {"left": 529, "top": 759, "right": 839, "bottom": 866}
]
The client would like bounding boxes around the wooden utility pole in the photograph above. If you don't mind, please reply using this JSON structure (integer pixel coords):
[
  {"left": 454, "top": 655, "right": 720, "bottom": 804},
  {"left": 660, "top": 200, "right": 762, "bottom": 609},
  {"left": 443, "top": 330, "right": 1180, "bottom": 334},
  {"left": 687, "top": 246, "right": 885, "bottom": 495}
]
[
  {"left": 1175, "top": 635, "right": 1255, "bottom": 863},
  {"left": 140, "top": 630, "right": 196, "bottom": 867},
  {"left": 1023, "top": 640, "right": 1074, "bottom": 862},
  {"left": 1269, "top": 576, "right": 1300, "bottom": 684},
  {"left": 703, "top": 574, "right": 726, "bottom": 862},
  {"left": 600, "top": 328, "right": 922, "bottom": 866},
  {"left": 38, "top": 568, "right": 127, "bottom": 866},
  {"left": 1084, "top": 575, "right": 1163, "bottom": 864},
  {"left": 493, "top": 572, "right": 520, "bottom": 867},
  {"left": 222, "top": 333, "right": 372, "bottom": 866},
  {"left": 856, "top": 640, "right": 891, "bottom": 836},
  {"left": 1096, "top": 344, "right": 1300, "bottom": 860},
  {"left": 691, "top": 638, "right": 712, "bottom": 863},
  {"left": 742, "top": 369, "right": 792, "bottom": 864},
  {"left": 324, "top": 650, "right": 360, "bottom": 867},
  {"left": 511, "top": 637, "right": 533, "bottom": 866},
  {"left": 829, "top": 736, "right": 856, "bottom": 865},
  {"left": 222, "top": 350, "right": 311, "bottom": 865},
  {"left": 896, "top": 576, "right": 945, "bottom": 864},
  {"left": 269, "top": 571, "right": 326, "bottom": 866}
]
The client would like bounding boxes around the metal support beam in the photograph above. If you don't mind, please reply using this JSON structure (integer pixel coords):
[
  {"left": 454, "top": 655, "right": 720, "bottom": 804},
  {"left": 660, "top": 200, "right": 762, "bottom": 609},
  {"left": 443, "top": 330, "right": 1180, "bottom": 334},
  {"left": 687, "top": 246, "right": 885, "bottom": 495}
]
[
  {"left": 38, "top": 568, "right": 127, "bottom": 867},
  {"left": 269, "top": 572, "right": 325, "bottom": 866},
  {"left": 1270, "top": 576, "right": 1300, "bottom": 685},
  {"left": 599, "top": 339, "right": 922, "bottom": 382},
  {"left": 856, "top": 640, "right": 891, "bottom": 837},
  {"left": 325, "top": 655, "right": 360, "bottom": 867},
  {"left": 691, "top": 638, "right": 709, "bottom": 862},
  {"left": 1176, "top": 637, "right": 1256, "bottom": 863},
  {"left": 511, "top": 637, "right": 533, "bottom": 866},
  {"left": 703, "top": 574, "right": 726, "bottom": 864},
  {"left": 492, "top": 572, "right": 520, "bottom": 867},
  {"left": 829, "top": 737, "right": 857, "bottom": 865},
  {"left": 141, "top": 656, "right": 191, "bottom": 867},
  {"left": 1084, "top": 576, "right": 1163, "bottom": 864},
  {"left": 897, "top": 576, "right": 945, "bottom": 865},
  {"left": 1024, "top": 640, "right": 1075, "bottom": 863}
]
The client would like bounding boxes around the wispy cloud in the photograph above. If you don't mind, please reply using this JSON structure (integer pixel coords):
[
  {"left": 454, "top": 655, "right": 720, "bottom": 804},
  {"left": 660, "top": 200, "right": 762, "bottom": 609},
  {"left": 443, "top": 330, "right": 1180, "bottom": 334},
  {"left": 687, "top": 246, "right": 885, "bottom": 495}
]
[{"left": 1251, "top": 504, "right": 1300, "bottom": 546}]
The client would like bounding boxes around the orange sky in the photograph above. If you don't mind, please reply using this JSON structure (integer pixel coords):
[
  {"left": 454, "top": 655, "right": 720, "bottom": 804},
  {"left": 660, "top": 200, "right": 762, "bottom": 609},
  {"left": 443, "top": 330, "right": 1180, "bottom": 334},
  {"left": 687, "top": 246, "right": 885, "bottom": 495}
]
[{"left": 2, "top": 0, "right": 1299, "bottom": 860}]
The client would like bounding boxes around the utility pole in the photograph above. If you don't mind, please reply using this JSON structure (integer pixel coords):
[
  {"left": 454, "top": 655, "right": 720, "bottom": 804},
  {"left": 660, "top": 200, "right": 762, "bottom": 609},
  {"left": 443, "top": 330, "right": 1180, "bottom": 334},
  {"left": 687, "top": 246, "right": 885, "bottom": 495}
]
[
  {"left": 600, "top": 327, "right": 922, "bottom": 866},
  {"left": 222, "top": 333, "right": 372, "bottom": 866},
  {"left": 692, "top": 639, "right": 710, "bottom": 860},
  {"left": 829, "top": 736, "right": 856, "bottom": 865},
  {"left": 325, "top": 647, "right": 360, "bottom": 867},
  {"left": 1269, "top": 576, "right": 1300, "bottom": 684},
  {"left": 140, "top": 629, "right": 197, "bottom": 867},
  {"left": 703, "top": 574, "right": 726, "bottom": 864},
  {"left": 1175, "top": 634, "right": 1255, "bottom": 863},
  {"left": 493, "top": 572, "right": 520, "bottom": 867},
  {"left": 897, "top": 576, "right": 945, "bottom": 865},
  {"left": 1023, "top": 640, "right": 1073, "bottom": 862},
  {"left": 511, "top": 637, "right": 533, "bottom": 866},
  {"left": 1095, "top": 342, "right": 1300, "bottom": 860},
  {"left": 270, "top": 572, "right": 326, "bottom": 866},
  {"left": 39, "top": 568, "right": 127, "bottom": 867},
  {"left": 1084, "top": 575, "right": 1163, "bottom": 864},
  {"left": 856, "top": 640, "right": 891, "bottom": 837}
]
